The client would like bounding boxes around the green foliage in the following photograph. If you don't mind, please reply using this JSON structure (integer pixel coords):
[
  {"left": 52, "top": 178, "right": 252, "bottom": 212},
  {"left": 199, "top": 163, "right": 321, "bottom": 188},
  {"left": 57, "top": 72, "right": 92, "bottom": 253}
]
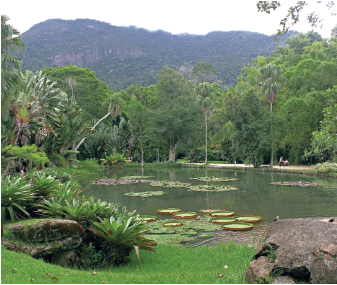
[
  {"left": 1, "top": 176, "right": 33, "bottom": 223},
  {"left": 47, "top": 153, "right": 67, "bottom": 167},
  {"left": 29, "top": 173, "right": 60, "bottom": 197},
  {"left": 88, "top": 215, "right": 157, "bottom": 265},
  {"left": 313, "top": 162, "right": 337, "bottom": 173},
  {"left": 2, "top": 145, "right": 49, "bottom": 173},
  {"left": 27, "top": 168, "right": 72, "bottom": 182}
]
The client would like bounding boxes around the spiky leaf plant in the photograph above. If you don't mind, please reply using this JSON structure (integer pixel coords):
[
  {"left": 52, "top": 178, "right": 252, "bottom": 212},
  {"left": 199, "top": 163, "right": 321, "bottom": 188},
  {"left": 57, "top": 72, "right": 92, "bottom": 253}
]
[
  {"left": 88, "top": 215, "right": 157, "bottom": 265},
  {"left": 1, "top": 176, "right": 34, "bottom": 223}
]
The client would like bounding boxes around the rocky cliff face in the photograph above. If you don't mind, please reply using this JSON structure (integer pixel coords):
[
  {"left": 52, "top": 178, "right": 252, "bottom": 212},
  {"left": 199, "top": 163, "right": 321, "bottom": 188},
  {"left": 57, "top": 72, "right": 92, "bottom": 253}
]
[{"left": 50, "top": 45, "right": 143, "bottom": 66}]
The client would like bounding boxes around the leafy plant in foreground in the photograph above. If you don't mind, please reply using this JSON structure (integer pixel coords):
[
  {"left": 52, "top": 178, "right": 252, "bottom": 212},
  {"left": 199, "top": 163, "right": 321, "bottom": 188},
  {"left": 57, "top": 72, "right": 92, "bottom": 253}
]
[
  {"left": 1, "top": 176, "right": 34, "bottom": 223},
  {"left": 88, "top": 216, "right": 157, "bottom": 265}
]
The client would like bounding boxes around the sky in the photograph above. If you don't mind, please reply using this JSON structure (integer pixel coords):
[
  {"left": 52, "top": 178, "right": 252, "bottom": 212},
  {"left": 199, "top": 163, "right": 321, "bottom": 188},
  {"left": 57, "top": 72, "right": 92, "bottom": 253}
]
[{"left": 2, "top": 1, "right": 337, "bottom": 38}]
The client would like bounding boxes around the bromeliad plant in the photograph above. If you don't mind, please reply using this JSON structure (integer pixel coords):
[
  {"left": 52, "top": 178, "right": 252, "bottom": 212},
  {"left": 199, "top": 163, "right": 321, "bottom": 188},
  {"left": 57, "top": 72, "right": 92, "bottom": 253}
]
[
  {"left": 88, "top": 215, "right": 157, "bottom": 265},
  {"left": 1, "top": 176, "right": 35, "bottom": 223}
]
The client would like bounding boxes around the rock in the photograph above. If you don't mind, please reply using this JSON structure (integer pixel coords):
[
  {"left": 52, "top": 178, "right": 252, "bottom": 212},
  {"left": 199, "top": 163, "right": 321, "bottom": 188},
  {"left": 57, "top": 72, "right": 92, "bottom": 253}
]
[
  {"left": 6, "top": 219, "right": 81, "bottom": 242},
  {"left": 3, "top": 219, "right": 82, "bottom": 258},
  {"left": 3, "top": 236, "right": 82, "bottom": 258},
  {"left": 245, "top": 217, "right": 337, "bottom": 284}
]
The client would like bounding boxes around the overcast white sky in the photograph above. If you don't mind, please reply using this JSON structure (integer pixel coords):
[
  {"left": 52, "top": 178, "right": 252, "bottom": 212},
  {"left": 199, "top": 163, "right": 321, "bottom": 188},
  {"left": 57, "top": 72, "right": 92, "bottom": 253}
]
[{"left": 2, "top": 1, "right": 337, "bottom": 38}]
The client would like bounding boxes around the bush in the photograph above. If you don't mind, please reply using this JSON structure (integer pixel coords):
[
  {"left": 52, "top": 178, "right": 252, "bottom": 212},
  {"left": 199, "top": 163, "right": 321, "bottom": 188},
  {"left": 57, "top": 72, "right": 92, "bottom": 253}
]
[
  {"left": 314, "top": 162, "right": 337, "bottom": 173},
  {"left": 47, "top": 153, "right": 67, "bottom": 167}
]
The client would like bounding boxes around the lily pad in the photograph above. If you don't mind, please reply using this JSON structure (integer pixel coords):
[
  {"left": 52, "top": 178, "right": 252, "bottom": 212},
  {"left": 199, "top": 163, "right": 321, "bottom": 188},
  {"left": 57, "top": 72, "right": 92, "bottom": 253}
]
[
  {"left": 137, "top": 215, "right": 157, "bottom": 222},
  {"left": 199, "top": 233, "right": 213, "bottom": 237},
  {"left": 209, "top": 211, "right": 235, "bottom": 217},
  {"left": 92, "top": 178, "right": 152, "bottom": 185},
  {"left": 203, "top": 228, "right": 218, "bottom": 232},
  {"left": 184, "top": 230, "right": 198, "bottom": 235},
  {"left": 187, "top": 185, "right": 239, "bottom": 192},
  {"left": 236, "top": 216, "right": 262, "bottom": 223},
  {"left": 190, "top": 176, "right": 240, "bottom": 182},
  {"left": 210, "top": 217, "right": 238, "bottom": 224},
  {"left": 221, "top": 222, "right": 254, "bottom": 231},
  {"left": 157, "top": 208, "right": 181, "bottom": 215},
  {"left": 172, "top": 212, "right": 198, "bottom": 219},
  {"left": 150, "top": 180, "right": 191, "bottom": 188},
  {"left": 162, "top": 221, "right": 183, "bottom": 227},
  {"left": 124, "top": 191, "right": 166, "bottom": 197},
  {"left": 150, "top": 229, "right": 176, "bottom": 234}
]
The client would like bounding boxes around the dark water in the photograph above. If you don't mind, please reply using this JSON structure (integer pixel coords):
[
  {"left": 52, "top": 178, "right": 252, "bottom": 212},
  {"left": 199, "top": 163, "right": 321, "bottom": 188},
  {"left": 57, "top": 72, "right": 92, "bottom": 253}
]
[{"left": 79, "top": 167, "right": 337, "bottom": 246}]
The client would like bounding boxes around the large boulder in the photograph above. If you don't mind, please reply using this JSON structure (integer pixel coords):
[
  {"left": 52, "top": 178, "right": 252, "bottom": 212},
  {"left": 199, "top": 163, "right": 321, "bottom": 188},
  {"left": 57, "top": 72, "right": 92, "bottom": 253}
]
[
  {"left": 245, "top": 217, "right": 337, "bottom": 284},
  {"left": 2, "top": 219, "right": 82, "bottom": 258},
  {"left": 5, "top": 219, "right": 81, "bottom": 242}
]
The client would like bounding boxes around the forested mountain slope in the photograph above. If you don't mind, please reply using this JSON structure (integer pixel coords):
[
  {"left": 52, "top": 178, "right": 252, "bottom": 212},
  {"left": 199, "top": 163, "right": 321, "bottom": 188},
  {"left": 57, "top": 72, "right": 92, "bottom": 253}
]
[{"left": 21, "top": 18, "right": 296, "bottom": 91}]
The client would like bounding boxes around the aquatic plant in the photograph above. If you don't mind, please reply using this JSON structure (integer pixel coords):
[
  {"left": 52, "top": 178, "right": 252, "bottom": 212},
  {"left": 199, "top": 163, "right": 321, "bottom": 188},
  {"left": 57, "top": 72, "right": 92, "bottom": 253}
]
[
  {"left": 149, "top": 180, "right": 191, "bottom": 188},
  {"left": 187, "top": 185, "right": 238, "bottom": 192},
  {"left": 190, "top": 176, "right": 239, "bottom": 182}
]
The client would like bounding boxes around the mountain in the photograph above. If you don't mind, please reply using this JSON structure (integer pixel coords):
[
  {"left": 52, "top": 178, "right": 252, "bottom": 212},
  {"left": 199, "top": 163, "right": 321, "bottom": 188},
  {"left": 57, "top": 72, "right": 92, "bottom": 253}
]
[{"left": 20, "top": 18, "right": 296, "bottom": 91}]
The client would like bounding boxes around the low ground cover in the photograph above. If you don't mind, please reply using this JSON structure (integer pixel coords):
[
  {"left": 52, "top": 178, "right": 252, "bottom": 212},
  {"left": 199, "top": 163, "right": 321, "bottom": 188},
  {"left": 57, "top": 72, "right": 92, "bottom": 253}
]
[{"left": 1, "top": 242, "right": 256, "bottom": 284}]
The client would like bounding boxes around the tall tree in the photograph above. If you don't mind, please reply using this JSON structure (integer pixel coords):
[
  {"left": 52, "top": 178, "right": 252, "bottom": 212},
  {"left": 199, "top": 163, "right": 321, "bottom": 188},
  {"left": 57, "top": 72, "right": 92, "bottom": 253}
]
[
  {"left": 256, "top": 64, "right": 285, "bottom": 166},
  {"left": 155, "top": 66, "right": 202, "bottom": 161},
  {"left": 195, "top": 82, "right": 215, "bottom": 163}
]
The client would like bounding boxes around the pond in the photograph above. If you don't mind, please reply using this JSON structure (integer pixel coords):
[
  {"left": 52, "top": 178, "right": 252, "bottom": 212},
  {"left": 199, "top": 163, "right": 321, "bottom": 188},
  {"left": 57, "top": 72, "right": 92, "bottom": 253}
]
[{"left": 79, "top": 167, "right": 337, "bottom": 246}]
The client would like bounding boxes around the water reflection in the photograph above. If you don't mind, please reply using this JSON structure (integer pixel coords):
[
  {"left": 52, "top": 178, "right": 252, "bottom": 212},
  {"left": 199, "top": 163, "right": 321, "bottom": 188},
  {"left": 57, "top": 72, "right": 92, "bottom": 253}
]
[{"left": 80, "top": 167, "right": 337, "bottom": 245}]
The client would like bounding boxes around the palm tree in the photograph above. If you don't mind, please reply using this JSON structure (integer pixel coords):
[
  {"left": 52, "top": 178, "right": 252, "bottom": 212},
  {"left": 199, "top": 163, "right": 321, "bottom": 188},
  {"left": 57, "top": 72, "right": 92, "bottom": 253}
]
[
  {"left": 1, "top": 15, "right": 25, "bottom": 120},
  {"left": 257, "top": 64, "right": 286, "bottom": 167},
  {"left": 195, "top": 82, "right": 215, "bottom": 164}
]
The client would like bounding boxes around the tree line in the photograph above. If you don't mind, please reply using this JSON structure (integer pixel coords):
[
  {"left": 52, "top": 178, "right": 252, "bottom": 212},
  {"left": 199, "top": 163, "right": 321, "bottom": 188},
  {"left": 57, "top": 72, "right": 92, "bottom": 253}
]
[{"left": 2, "top": 15, "right": 336, "bottom": 175}]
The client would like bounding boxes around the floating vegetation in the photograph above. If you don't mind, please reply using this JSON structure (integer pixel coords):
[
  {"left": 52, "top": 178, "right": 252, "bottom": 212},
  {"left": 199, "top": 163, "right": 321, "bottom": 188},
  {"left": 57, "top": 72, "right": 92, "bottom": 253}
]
[
  {"left": 209, "top": 211, "right": 235, "bottom": 217},
  {"left": 199, "top": 209, "right": 225, "bottom": 213},
  {"left": 150, "top": 229, "right": 175, "bottom": 234},
  {"left": 236, "top": 216, "right": 262, "bottom": 223},
  {"left": 121, "top": 175, "right": 154, "bottom": 179},
  {"left": 124, "top": 191, "right": 166, "bottom": 197},
  {"left": 137, "top": 215, "right": 157, "bottom": 222},
  {"left": 91, "top": 178, "right": 152, "bottom": 186},
  {"left": 187, "top": 185, "right": 239, "bottom": 192},
  {"left": 270, "top": 181, "right": 319, "bottom": 187},
  {"left": 162, "top": 221, "right": 184, "bottom": 227},
  {"left": 222, "top": 222, "right": 254, "bottom": 231},
  {"left": 190, "top": 176, "right": 240, "bottom": 182},
  {"left": 157, "top": 208, "right": 181, "bottom": 215},
  {"left": 172, "top": 212, "right": 198, "bottom": 219},
  {"left": 210, "top": 217, "right": 238, "bottom": 224},
  {"left": 149, "top": 180, "right": 191, "bottom": 188}
]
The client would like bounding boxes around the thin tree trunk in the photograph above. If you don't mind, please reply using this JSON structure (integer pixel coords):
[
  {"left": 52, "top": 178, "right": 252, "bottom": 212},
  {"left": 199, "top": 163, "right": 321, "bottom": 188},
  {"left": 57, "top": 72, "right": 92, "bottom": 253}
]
[
  {"left": 270, "top": 102, "right": 274, "bottom": 167},
  {"left": 140, "top": 129, "right": 144, "bottom": 167},
  {"left": 74, "top": 111, "right": 111, "bottom": 151},
  {"left": 205, "top": 112, "right": 208, "bottom": 164}
]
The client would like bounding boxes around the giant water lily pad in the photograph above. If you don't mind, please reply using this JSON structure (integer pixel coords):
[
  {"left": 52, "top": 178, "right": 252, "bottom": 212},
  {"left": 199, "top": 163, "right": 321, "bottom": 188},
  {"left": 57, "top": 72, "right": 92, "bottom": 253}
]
[
  {"left": 92, "top": 178, "right": 152, "bottom": 185},
  {"left": 221, "top": 222, "right": 254, "bottom": 231},
  {"left": 162, "top": 221, "right": 184, "bottom": 227},
  {"left": 270, "top": 181, "right": 319, "bottom": 187},
  {"left": 236, "top": 216, "right": 262, "bottom": 223},
  {"left": 209, "top": 211, "right": 235, "bottom": 217},
  {"left": 157, "top": 208, "right": 181, "bottom": 215},
  {"left": 187, "top": 185, "right": 238, "bottom": 192},
  {"left": 172, "top": 212, "right": 198, "bottom": 219},
  {"left": 137, "top": 215, "right": 157, "bottom": 222},
  {"left": 150, "top": 229, "right": 175, "bottom": 234},
  {"left": 150, "top": 180, "right": 191, "bottom": 188},
  {"left": 124, "top": 191, "right": 166, "bottom": 197},
  {"left": 210, "top": 217, "right": 238, "bottom": 224},
  {"left": 190, "top": 176, "right": 240, "bottom": 182}
]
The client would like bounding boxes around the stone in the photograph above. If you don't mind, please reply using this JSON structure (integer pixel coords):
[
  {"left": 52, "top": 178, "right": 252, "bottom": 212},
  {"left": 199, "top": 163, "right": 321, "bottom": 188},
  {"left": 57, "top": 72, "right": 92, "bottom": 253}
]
[
  {"left": 2, "top": 219, "right": 82, "bottom": 259},
  {"left": 3, "top": 236, "right": 82, "bottom": 258},
  {"left": 245, "top": 217, "right": 337, "bottom": 284},
  {"left": 6, "top": 219, "right": 81, "bottom": 242}
]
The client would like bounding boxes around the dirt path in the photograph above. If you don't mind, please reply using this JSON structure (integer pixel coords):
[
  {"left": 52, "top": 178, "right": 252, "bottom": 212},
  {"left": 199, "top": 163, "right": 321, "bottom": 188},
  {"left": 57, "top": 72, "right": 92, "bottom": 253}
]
[{"left": 185, "top": 162, "right": 314, "bottom": 171}]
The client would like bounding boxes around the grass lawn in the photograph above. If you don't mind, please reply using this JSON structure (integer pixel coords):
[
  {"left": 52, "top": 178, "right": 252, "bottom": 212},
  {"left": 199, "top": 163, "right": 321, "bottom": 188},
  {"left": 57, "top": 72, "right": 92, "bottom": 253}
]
[{"left": 1, "top": 242, "right": 256, "bottom": 284}]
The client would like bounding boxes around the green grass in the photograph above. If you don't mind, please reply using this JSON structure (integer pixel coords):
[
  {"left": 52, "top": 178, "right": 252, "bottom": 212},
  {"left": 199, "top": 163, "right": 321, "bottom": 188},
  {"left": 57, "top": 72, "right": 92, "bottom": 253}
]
[{"left": 1, "top": 243, "right": 255, "bottom": 284}]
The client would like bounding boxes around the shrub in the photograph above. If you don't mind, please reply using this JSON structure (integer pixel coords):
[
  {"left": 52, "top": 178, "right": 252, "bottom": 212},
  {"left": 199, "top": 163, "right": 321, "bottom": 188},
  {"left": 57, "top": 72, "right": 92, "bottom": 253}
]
[
  {"left": 47, "top": 153, "right": 67, "bottom": 167},
  {"left": 314, "top": 162, "right": 337, "bottom": 173},
  {"left": 1, "top": 176, "right": 34, "bottom": 223}
]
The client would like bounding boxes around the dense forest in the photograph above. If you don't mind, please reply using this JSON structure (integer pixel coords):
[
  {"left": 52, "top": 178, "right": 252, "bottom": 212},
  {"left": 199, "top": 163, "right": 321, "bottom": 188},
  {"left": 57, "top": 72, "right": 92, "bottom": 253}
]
[
  {"left": 20, "top": 18, "right": 297, "bottom": 91},
  {"left": 2, "top": 15, "right": 337, "bottom": 175}
]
